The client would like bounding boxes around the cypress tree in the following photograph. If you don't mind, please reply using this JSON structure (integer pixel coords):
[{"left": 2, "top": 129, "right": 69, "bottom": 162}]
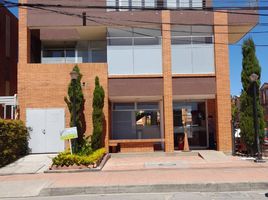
[
  {"left": 64, "top": 65, "right": 85, "bottom": 150},
  {"left": 91, "top": 76, "right": 105, "bottom": 151},
  {"left": 240, "top": 38, "right": 265, "bottom": 154}
]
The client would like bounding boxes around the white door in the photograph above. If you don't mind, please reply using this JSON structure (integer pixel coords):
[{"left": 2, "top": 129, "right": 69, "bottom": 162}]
[{"left": 26, "top": 108, "right": 65, "bottom": 153}]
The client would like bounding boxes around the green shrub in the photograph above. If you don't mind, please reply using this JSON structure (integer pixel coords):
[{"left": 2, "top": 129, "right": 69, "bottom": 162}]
[
  {"left": 52, "top": 148, "right": 106, "bottom": 167},
  {"left": 91, "top": 77, "right": 105, "bottom": 151},
  {"left": 77, "top": 136, "right": 93, "bottom": 156},
  {"left": 0, "top": 119, "right": 29, "bottom": 167}
]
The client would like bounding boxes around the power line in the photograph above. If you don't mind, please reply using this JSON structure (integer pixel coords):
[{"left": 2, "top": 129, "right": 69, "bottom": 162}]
[{"left": 3, "top": 1, "right": 268, "bottom": 46}]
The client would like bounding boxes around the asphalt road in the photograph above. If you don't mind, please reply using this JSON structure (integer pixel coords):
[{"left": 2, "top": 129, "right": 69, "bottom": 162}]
[{"left": 7, "top": 191, "right": 268, "bottom": 200}]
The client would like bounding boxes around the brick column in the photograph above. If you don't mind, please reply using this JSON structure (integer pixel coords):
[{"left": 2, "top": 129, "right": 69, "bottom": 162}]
[
  {"left": 214, "top": 12, "right": 232, "bottom": 153},
  {"left": 18, "top": 0, "right": 30, "bottom": 122},
  {"left": 162, "top": 11, "right": 174, "bottom": 152}
]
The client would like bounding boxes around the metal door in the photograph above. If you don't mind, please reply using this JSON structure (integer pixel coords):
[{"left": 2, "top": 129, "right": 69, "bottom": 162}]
[{"left": 26, "top": 108, "right": 65, "bottom": 153}]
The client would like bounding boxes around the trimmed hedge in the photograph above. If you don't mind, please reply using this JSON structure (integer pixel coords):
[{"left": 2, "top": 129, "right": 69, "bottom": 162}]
[
  {"left": 52, "top": 148, "right": 106, "bottom": 167},
  {"left": 0, "top": 119, "right": 29, "bottom": 167}
]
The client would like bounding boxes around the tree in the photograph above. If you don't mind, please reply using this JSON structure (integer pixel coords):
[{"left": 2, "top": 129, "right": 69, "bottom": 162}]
[
  {"left": 64, "top": 65, "right": 85, "bottom": 150},
  {"left": 240, "top": 38, "right": 265, "bottom": 154},
  {"left": 91, "top": 77, "right": 105, "bottom": 151}
]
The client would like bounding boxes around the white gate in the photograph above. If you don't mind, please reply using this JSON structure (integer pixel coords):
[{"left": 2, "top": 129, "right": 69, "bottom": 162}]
[{"left": 26, "top": 108, "right": 65, "bottom": 153}]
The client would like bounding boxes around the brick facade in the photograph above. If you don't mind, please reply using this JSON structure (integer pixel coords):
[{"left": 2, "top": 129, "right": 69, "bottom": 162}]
[
  {"left": 18, "top": 3, "right": 109, "bottom": 151},
  {"left": 18, "top": 1, "right": 252, "bottom": 153},
  {"left": 0, "top": 7, "right": 18, "bottom": 97},
  {"left": 162, "top": 11, "right": 174, "bottom": 152}
]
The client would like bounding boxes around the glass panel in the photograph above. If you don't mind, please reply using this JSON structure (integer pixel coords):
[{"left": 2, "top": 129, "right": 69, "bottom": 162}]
[
  {"left": 107, "top": 46, "right": 134, "bottom": 74},
  {"left": 171, "top": 25, "right": 191, "bottom": 37},
  {"left": 173, "top": 102, "right": 207, "bottom": 149},
  {"left": 108, "top": 38, "right": 133, "bottom": 46},
  {"left": 112, "top": 111, "right": 136, "bottom": 139},
  {"left": 66, "top": 49, "right": 75, "bottom": 57},
  {"left": 171, "top": 37, "right": 191, "bottom": 45},
  {"left": 43, "top": 50, "right": 64, "bottom": 58},
  {"left": 107, "top": 0, "right": 116, "bottom": 11},
  {"left": 171, "top": 45, "right": 192, "bottom": 74},
  {"left": 192, "top": 37, "right": 213, "bottom": 44},
  {"left": 136, "top": 110, "right": 161, "bottom": 139},
  {"left": 133, "top": 28, "right": 161, "bottom": 37},
  {"left": 192, "top": 26, "right": 213, "bottom": 36},
  {"left": 92, "top": 50, "right": 107, "bottom": 62},
  {"left": 90, "top": 41, "right": 106, "bottom": 49},
  {"left": 180, "top": 0, "right": 189, "bottom": 8},
  {"left": 137, "top": 102, "right": 159, "bottom": 110},
  {"left": 132, "top": 0, "right": 142, "bottom": 8},
  {"left": 166, "top": 0, "right": 177, "bottom": 8},
  {"left": 192, "top": 0, "right": 202, "bottom": 7},
  {"left": 113, "top": 103, "right": 135, "bottom": 110},
  {"left": 145, "top": 0, "right": 155, "bottom": 7},
  {"left": 134, "top": 37, "right": 160, "bottom": 45},
  {"left": 192, "top": 45, "right": 215, "bottom": 74},
  {"left": 107, "top": 28, "right": 133, "bottom": 37},
  {"left": 133, "top": 45, "right": 162, "bottom": 74}
]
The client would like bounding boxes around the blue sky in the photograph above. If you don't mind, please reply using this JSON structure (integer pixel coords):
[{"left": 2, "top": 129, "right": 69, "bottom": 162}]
[{"left": 7, "top": 3, "right": 268, "bottom": 96}]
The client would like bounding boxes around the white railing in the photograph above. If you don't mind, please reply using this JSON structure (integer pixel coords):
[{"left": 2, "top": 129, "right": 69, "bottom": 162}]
[{"left": 0, "top": 94, "right": 18, "bottom": 119}]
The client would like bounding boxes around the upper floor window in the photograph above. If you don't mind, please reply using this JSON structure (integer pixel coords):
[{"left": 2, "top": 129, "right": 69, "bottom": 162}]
[
  {"left": 107, "top": 0, "right": 204, "bottom": 11},
  {"left": 107, "top": 0, "right": 156, "bottom": 11},
  {"left": 166, "top": 0, "right": 204, "bottom": 9}
]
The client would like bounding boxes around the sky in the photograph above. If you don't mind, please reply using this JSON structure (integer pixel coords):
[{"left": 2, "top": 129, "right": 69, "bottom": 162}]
[{"left": 6, "top": 2, "right": 268, "bottom": 96}]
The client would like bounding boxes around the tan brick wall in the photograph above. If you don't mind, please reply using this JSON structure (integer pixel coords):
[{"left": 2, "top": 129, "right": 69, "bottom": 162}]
[
  {"left": 162, "top": 11, "right": 174, "bottom": 152},
  {"left": 214, "top": 12, "right": 232, "bottom": 153},
  {"left": 120, "top": 142, "right": 154, "bottom": 153},
  {"left": 18, "top": 63, "right": 109, "bottom": 145},
  {"left": 18, "top": 0, "right": 109, "bottom": 151}
]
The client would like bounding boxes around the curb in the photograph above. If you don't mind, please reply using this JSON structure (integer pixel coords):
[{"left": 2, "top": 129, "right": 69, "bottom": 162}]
[
  {"left": 39, "top": 182, "right": 268, "bottom": 196},
  {"left": 44, "top": 154, "right": 111, "bottom": 173}
]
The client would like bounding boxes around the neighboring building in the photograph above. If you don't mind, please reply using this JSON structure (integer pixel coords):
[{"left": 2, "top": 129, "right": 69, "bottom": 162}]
[
  {"left": 0, "top": 5, "right": 18, "bottom": 119},
  {"left": 18, "top": 0, "right": 258, "bottom": 153},
  {"left": 261, "top": 83, "right": 268, "bottom": 135}
]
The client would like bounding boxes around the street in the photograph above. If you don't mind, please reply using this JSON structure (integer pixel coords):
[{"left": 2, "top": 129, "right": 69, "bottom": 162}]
[{"left": 6, "top": 191, "right": 268, "bottom": 200}]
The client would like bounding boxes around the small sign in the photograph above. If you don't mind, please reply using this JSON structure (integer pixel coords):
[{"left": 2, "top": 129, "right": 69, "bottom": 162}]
[{"left": 60, "top": 127, "right": 78, "bottom": 140}]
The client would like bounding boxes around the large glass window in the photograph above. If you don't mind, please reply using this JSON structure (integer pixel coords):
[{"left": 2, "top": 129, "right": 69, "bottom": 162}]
[
  {"left": 41, "top": 40, "right": 107, "bottom": 64},
  {"left": 107, "top": 28, "right": 162, "bottom": 75},
  {"left": 171, "top": 25, "right": 215, "bottom": 74},
  {"left": 112, "top": 102, "right": 161, "bottom": 140}
]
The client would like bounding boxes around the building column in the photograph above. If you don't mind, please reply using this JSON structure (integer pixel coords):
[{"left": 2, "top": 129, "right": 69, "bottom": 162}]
[
  {"left": 162, "top": 11, "right": 174, "bottom": 152},
  {"left": 214, "top": 12, "right": 232, "bottom": 153},
  {"left": 18, "top": 0, "right": 30, "bottom": 122}
]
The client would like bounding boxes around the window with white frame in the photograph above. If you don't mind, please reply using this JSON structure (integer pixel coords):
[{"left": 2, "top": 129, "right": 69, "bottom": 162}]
[
  {"left": 107, "top": 0, "right": 156, "bottom": 11},
  {"left": 165, "top": 0, "right": 203, "bottom": 9}
]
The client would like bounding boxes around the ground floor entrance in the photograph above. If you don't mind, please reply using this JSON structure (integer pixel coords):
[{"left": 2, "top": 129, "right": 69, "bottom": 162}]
[
  {"left": 173, "top": 101, "right": 209, "bottom": 150},
  {"left": 109, "top": 99, "right": 216, "bottom": 153}
]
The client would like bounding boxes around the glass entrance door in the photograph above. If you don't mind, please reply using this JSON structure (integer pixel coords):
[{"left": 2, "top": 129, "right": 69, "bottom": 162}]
[{"left": 173, "top": 101, "right": 208, "bottom": 150}]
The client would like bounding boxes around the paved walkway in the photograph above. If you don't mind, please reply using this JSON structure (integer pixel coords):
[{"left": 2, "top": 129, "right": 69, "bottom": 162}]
[
  {"left": 0, "top": 154, "right": 56, "bottom": 175},
  {"left": 0, "top": 154, "right": 268, "bottom": 198}
]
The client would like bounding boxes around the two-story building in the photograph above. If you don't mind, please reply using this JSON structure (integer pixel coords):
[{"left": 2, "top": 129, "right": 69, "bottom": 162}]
[
  {"left": 18, "top": 0, "right": 259, "bottom": 153},
  {"left": 0, "top": 5, "right": 18, "bottom": 119}
]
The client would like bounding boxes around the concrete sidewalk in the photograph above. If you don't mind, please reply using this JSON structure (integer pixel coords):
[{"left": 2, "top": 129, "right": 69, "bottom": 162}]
[
  {"left": 0, "top": 158, "right": 268, "bottom": 198},
  {"left": 0, "top": 154, "right": 56, "bottom": 175}
]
